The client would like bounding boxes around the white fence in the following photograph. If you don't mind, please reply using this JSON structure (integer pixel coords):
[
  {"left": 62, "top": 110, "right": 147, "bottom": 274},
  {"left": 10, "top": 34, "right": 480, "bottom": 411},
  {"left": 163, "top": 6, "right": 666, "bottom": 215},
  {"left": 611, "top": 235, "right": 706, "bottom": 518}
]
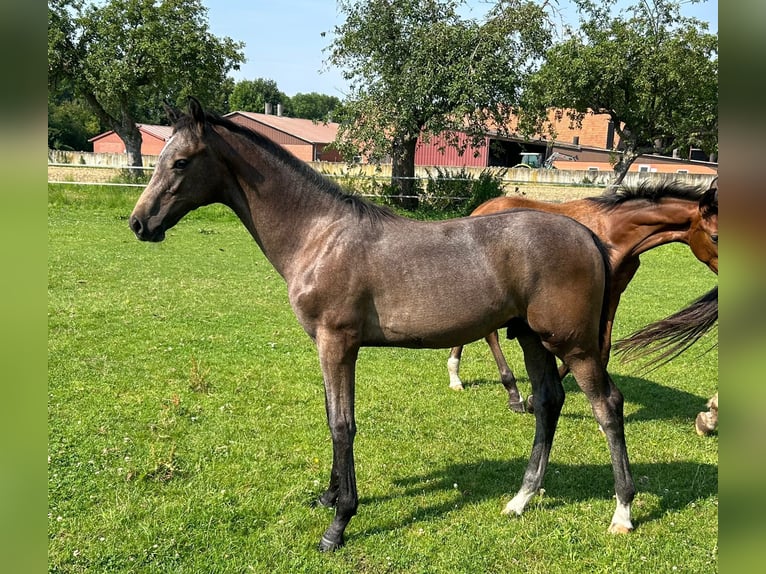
[{"left": 48, "top": 150, "right": 717, "bottom": 195}]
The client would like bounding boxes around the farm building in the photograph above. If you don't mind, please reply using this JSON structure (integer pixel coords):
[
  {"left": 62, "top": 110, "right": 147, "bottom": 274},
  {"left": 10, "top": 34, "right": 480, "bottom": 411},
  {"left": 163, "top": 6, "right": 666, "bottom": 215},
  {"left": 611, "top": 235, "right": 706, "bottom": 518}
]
[
  {"left": 87, "top": 112, "right": 342, "bottom": 163},
  {"left": 86, "top": 107, "right": 716, "bottom": 176},
  {"left": 89, "top": 124, "right": 173, "bottom": 155},
  {"left": 224, "top": 110, "right": 342, "bottom": 163},
  {"left": 414, "top": 110, "right": 717, "bottom": 175}
]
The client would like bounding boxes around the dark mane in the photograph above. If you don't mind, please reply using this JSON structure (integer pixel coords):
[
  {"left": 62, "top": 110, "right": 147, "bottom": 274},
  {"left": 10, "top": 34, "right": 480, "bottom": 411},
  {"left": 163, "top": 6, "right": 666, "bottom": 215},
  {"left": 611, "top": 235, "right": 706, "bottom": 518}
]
[
  {"left": 175, "top": 111, "right": 396, "bottom": 223},
  {"left": 586, "top": 180, "right": 709, "bottom": 211}
]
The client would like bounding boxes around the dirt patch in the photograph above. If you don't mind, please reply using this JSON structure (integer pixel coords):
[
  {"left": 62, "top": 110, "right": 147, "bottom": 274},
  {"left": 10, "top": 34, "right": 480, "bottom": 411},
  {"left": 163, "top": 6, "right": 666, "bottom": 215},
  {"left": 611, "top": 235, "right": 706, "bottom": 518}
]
[{"left": 503, "top": 182, "right": 606, "bottom": 202}]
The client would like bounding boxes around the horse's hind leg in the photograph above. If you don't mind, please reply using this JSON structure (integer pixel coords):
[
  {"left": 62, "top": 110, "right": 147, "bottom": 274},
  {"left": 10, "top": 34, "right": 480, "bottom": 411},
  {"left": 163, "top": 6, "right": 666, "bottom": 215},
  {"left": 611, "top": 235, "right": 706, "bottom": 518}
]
[
  {"left": 486, "top": 330, "right": 524, "bottom": 412},
  {"left": 502, "top": 328, "right": 563, "bottom": 516},
  {"left": 447, "top": 345, "right": 465, "bottom": 390},
  {"left": 448, "top": 331, "right": 522, "bottom": 412},
  {"left": 567, "top": 354, "right": 635, "bottom": 533}
]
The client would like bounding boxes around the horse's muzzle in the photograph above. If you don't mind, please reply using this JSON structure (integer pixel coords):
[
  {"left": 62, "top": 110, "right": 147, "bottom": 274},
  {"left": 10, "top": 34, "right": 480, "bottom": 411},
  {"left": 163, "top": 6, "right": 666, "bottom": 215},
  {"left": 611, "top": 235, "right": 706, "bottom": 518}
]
[{"left": 129, "top": 214, "right": 165, "bottom": 242}]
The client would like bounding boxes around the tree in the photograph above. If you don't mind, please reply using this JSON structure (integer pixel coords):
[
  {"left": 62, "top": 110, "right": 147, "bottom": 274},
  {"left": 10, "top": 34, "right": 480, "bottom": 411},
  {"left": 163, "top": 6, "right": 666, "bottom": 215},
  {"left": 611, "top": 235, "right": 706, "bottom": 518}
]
[
  {"left": 290, "top": 92, "right": 341, "bottom": 121},
  {"left": 326, "top": 0, "right": 553, "bottom": 208},
  {"left": 48, "top": 0, "right": 244, "bottom": 167},
  {"left": 518, "top": 0, "right": 718, "bottom": 184},
  {"left": 229, "top": 78, "right": 290, "bottom": 115},
  {"left": 48, "top": 89, "right": 103, "bottom": 150}
]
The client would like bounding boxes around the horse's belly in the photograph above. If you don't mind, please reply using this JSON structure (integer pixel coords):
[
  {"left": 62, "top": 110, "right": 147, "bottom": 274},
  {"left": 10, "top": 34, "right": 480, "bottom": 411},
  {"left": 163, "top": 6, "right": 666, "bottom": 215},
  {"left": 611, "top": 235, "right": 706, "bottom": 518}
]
[{"left": 367, "top": 293, "right": 515, "bottom": 348}]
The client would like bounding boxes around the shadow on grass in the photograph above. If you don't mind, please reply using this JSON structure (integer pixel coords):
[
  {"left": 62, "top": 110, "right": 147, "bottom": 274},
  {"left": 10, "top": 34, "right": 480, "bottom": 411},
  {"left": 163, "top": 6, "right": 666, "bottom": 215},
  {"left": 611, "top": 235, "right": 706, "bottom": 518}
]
[
  {"left": 461, "top": 373, "right": 710, "bottom": 424},
  {"left": 354, "top": 457, "right": 716, "bottom": 543}
]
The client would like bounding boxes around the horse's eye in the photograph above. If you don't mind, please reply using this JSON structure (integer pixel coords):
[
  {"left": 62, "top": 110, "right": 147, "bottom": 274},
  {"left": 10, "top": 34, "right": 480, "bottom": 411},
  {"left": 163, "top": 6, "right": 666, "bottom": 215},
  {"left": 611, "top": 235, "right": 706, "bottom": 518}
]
[
  {"left": 173, "top": 159, "right": 189, "bottom": 170},
  {"left": 711, "top": 234, "right": 718, "bottom": 244}
]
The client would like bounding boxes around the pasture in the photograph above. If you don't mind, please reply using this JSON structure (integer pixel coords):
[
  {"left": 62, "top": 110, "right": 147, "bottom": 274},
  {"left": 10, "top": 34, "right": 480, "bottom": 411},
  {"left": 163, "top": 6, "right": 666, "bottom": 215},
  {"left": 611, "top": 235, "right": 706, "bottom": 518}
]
[{"left": 48, "top": 184, "right": 717, "bottom": 573}]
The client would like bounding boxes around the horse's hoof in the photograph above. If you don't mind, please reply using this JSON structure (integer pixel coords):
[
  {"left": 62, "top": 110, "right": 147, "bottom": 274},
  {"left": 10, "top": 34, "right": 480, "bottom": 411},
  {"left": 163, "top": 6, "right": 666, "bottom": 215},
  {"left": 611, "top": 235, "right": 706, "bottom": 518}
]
[
  {"left": 525, "top": 395, "right": 534, "bottom": 414},
  {"left": 508, "top": 399, "right": 526, "bottom": 413},
  {"left": 318, "top": 534, "right": 344, "bottom": 552},
  {"left": 449, "top": 383, "right": 464, "bottom": 391},
  {"left": 501, "top": 501, "right": 524, "bottom": 516},
  {"left": 695, "top": 411, "right": 717, "bottom": 436},
  {"left": 608, "top": 522, "right": 633, "bottom": 534}
]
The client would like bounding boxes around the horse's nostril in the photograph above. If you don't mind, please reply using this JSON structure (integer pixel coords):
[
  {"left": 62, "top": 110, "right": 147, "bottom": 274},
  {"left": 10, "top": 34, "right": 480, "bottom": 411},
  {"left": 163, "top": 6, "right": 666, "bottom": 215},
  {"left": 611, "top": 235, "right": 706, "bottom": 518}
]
[{"left": 129, "top": 215, "right": 143, "bottom": 236}]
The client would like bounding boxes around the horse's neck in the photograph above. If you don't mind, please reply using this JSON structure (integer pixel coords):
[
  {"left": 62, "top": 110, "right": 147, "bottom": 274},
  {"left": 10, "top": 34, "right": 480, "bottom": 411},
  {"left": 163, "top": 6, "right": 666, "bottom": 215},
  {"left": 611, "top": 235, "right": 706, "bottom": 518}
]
[
  {"left": 219, "top": 134, "right": 339, "bottom": 278},
  {"left": 601, "top": 199, "right": 697, "bottom": 257}
]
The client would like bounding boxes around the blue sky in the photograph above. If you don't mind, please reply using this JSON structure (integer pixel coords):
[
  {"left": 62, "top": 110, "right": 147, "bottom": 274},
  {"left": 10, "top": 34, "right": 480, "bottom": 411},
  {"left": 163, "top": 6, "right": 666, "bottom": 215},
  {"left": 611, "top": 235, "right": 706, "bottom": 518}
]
[{"left": 203, "top": 0, "right": 717, "bottom": 98}]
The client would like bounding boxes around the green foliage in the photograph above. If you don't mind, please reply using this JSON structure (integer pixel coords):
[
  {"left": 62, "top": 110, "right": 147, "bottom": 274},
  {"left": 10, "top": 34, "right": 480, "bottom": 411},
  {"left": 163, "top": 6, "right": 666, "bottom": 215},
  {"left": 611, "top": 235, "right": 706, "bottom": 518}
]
[
  {"left": 519, "top": 0, "right": 718, "bottom": 182},
  {"left": 421, "top": 167, "right": 507, "bottom": 215},
  {"left": 229, "top": 78, "right": 290, "bottom": 114},
  {"left": 48, "top": 0, "right": 245, "bottom": 163},
  {"left": 48, "top": 93, "right": 103, "bottom": 151},
  {"left": 48, "top": 184, "right": 717, "bottom": 572},
  {"left": 326, "top": 0, "right": 553, "bottom": 203},
  {"left": 290, "top": 92, "right": 342, "bottom": 121}
]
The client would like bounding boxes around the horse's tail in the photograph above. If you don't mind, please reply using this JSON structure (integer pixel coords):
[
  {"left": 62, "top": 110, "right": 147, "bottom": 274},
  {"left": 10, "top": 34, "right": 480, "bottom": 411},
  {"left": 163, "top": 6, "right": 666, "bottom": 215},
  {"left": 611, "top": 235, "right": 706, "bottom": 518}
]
[{"left": 613, "top": 286, "right": 718, "bottom": 368}]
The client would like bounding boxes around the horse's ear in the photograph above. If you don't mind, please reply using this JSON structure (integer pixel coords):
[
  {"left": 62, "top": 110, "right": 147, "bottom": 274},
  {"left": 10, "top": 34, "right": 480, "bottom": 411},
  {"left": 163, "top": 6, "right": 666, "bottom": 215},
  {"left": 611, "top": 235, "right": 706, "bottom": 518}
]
[
  {"left": 700, "top": 177, "right": 718, "bottom": 216},
  {"left": 188, "top": 97, "right": 206, "bottom": 128},
  {"left": 163, "top": 100, "right": 181, "bottom": 124}
]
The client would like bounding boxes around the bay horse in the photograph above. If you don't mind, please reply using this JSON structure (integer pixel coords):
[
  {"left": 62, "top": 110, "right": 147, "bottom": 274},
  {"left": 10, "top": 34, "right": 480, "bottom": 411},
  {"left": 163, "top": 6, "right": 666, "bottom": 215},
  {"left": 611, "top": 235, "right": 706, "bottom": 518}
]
[
  {"left": 130, "top": 99, "right": 635, "bottom": 551},
  {"left": 447, "top": 180, "right": 718, "bottom": 412}
]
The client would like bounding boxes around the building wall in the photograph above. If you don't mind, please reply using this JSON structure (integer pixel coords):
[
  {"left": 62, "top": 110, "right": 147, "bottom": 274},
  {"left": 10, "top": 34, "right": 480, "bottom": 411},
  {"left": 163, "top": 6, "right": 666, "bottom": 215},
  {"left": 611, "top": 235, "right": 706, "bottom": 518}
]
[
  {"left": 548, "top": 111, "right": 616, "bottom": 148},
  {"left": 91, "top": 132, "right": 166, "bottom": 155},
  {"left": 414, "top": 132, "right": 488, "bottom": 167}
]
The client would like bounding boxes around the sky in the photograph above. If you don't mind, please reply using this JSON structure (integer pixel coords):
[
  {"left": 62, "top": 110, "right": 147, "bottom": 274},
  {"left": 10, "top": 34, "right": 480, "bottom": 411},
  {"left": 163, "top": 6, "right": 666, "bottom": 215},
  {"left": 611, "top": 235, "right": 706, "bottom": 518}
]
[{"left": 203, "top": 0, "right": 718, "bottom": 98}]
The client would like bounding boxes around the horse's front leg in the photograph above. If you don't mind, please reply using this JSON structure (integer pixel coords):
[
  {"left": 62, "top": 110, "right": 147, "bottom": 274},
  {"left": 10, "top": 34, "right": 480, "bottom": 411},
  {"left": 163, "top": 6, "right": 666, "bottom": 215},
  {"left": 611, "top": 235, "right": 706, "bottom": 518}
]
[{"left": 315, "top": 331, "right": 360, "bottom": 552}]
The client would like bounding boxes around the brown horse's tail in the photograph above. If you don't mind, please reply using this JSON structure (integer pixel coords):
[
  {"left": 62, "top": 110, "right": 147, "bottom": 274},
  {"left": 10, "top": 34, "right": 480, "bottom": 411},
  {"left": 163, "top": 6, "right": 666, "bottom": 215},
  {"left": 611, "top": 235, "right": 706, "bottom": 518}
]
[{"left": 613, "top": 286, "right": 718, "bottom": 368}]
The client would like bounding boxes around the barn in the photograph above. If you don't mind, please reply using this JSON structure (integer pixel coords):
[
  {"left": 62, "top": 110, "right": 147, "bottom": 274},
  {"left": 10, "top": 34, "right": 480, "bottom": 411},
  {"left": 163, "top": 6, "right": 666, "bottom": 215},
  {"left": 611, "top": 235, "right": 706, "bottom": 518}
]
[
  {"left": 224, "top": 110, "right": 342, "bottom": 163},
  {"left": 88, "top": 124, "right": 173, "bottom": 155},
  {"left": 414, "top": 110, "right": 717, "bottom": 175}
]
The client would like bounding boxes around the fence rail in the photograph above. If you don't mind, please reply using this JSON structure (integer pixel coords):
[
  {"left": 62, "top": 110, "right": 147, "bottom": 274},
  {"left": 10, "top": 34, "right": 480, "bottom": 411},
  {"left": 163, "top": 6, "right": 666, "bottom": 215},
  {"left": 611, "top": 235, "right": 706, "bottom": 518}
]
[{"left": 49, "top": 154, "right": 716, "bottom": 205}]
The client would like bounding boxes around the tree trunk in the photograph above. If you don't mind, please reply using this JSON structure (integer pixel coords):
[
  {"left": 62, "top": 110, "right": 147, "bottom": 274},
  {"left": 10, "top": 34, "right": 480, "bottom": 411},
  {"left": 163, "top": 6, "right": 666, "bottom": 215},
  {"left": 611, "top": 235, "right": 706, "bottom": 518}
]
[
  {"left": 120, "top": 124, "right": 144, "bottom": 168},
  {"left": 116, "top": 123, "right": 145, "bottom": 183},
  {"left": 612, "top": 147, "right": 640, "bottom": 186},
  {"left": 391, "top": 136, "right": 419, "bottom": 210}
]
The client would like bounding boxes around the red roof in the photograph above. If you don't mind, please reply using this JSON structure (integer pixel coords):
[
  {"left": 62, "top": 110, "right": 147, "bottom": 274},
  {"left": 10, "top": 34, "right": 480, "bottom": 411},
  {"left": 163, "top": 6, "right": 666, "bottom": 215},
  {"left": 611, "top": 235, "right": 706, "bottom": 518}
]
[
  {"left": 224, "top": 112, "right": 338, "bottom": 144},
  {"left": 89, "top": 124, "right": 173, "bottom": 142}
]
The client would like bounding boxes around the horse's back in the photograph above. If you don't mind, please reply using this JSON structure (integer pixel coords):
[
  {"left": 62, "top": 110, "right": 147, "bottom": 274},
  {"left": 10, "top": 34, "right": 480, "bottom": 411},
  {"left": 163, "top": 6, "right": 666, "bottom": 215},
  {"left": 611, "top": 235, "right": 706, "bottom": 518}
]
[{"left": 471, "top": 196, "right": 574, "bottom": 217}]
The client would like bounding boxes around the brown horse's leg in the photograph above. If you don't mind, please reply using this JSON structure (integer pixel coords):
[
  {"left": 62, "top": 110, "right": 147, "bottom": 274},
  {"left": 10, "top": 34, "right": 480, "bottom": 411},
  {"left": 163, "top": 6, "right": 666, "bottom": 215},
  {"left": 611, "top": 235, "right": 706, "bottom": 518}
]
[
  {"left": 502, "top": 329, "right": 563, "bottom": 515},
  {"left": 485, "top": 330, "right": 524, "bottom": 412},
  {"left": 448, "top": 332, "right": 524, "bottom": 412},
  {"left": 567, "top": 355, "right": 635, "bottom": 533},
  {"left": 447, "top": 345, "right": 465, "bottom": 390},
  {"left": 315, "top": 333, "right": 360, "bottom": 552}
]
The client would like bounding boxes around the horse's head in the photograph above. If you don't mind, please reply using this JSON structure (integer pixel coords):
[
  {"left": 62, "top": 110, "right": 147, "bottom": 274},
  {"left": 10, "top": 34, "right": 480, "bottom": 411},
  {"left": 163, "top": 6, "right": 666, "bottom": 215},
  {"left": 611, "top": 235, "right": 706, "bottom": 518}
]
[
  {"left": 129, "top": 98, "right": 222, "bottom": 242},
  {"left": 689, "top": 177, "right": 718, "bottom": 274}
]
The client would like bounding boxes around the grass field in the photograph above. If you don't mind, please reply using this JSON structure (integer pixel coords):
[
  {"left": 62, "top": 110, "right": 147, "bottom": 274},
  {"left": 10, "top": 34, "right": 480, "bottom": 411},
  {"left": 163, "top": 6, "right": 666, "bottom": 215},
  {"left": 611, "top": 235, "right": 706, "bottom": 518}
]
[{"left": 48, "top": 184, "right": 717, "bottom": 573}]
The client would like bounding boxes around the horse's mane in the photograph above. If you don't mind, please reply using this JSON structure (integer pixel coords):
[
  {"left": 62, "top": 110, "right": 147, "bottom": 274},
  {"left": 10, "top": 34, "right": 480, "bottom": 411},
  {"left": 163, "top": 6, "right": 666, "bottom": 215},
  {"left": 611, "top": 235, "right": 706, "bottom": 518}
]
[
  {"left": 586, "top": 180, "right": 710, "bottom": 211},
  {"left": 175, "top": 111, "right": 396, "bottom": 223}
]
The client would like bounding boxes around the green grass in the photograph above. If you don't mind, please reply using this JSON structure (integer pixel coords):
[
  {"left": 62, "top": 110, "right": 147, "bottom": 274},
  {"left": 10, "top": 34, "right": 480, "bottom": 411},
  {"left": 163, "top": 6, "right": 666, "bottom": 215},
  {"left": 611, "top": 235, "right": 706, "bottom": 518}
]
[{"left": 48, "top": 184, "right": 717, "bottom": 573}]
